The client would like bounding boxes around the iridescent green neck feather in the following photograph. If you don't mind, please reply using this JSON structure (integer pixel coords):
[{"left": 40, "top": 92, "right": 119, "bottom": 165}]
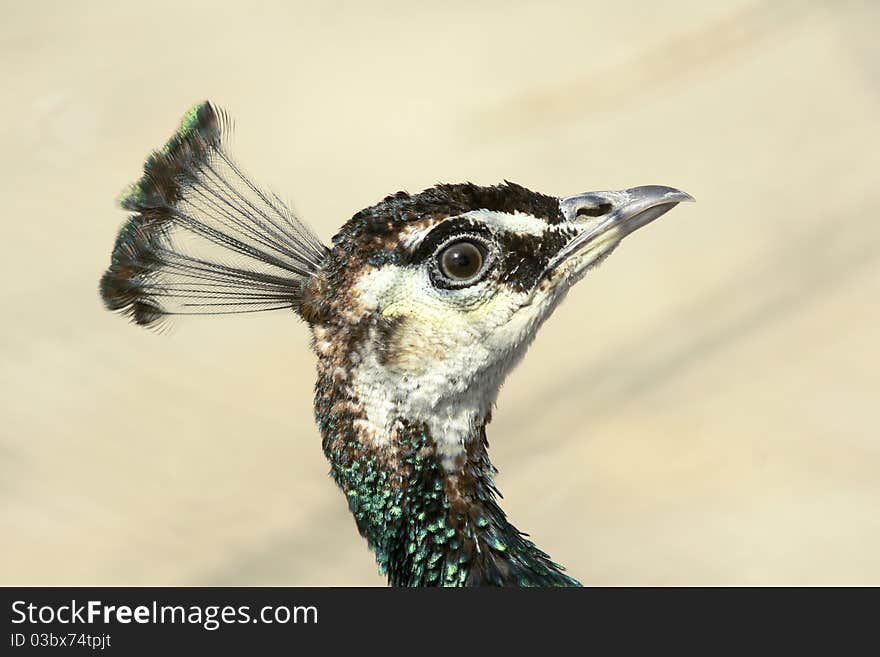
[{"left": 314, "top": 364, "right": 581, "bottom": 587}]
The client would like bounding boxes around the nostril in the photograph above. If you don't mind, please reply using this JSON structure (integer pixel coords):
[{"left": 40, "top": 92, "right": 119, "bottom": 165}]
[{"left": 575, "top": 202, "right": 612, "bottom": 218}]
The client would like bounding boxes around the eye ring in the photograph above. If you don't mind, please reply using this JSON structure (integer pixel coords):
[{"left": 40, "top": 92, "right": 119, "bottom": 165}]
[{"left": 431, "top": 236, "right": 493, "bottom": 289}]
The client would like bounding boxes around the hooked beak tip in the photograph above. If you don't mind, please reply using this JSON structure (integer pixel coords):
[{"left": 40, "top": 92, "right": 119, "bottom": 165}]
[{"left": 546, "top": 184, "right": 694, "bottom": 278}]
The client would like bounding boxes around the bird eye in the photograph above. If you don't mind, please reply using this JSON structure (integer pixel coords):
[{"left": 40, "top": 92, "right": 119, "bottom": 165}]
[{"left": 438, "top": 240, "right": 485, "bottom": 283}]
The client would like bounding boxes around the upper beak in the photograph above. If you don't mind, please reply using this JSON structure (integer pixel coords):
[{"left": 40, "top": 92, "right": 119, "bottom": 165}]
[{"left": 547, "top": 185, "right": 694, "bottom": 273}]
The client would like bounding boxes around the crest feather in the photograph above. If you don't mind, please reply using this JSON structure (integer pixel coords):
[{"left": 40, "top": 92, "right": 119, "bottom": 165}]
[{"left": 100, "top": 101, "right": 328, "bottom": 328}]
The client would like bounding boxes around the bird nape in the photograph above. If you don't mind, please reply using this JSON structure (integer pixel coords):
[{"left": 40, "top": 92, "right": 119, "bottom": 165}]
[{"left": 100, "top": 101, "right": 694, "bottom": 587}]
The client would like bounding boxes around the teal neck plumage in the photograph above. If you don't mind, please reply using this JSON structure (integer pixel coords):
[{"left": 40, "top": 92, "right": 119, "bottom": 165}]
[{"left": 314, "top": 370, "right": 581, "bottom": 587}]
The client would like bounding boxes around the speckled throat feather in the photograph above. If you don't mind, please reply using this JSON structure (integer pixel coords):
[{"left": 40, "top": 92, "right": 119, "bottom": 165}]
[{"left": 315, "top": 368, "right": 581, "bottom": 586}]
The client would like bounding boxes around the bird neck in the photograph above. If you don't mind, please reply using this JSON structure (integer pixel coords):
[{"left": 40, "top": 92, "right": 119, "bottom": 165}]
[{"left": 313, "top": 354, "right": 580, "bottom": 587}]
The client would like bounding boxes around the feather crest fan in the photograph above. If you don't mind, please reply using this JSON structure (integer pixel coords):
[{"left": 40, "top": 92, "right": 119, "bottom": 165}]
[{"left": 100, "top": 101, "right": 327, "bottom": 328}]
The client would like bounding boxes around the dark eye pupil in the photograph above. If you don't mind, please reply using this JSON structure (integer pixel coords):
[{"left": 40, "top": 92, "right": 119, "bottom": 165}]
[{"left": 440, "top": 241, "right": 483, "bottom": 280}]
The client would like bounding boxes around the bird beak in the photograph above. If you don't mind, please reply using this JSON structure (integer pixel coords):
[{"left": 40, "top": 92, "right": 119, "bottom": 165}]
[{"left": 546, "top": 185, "right": 694, "bottom": 276}]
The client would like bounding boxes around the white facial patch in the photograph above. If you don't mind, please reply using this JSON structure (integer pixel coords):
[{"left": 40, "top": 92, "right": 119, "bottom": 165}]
[
  {"left": 338, "top": 202, "right": 616, "bottom": 472},
  {"left": 463, "top": 209, "right": 554, "bottom": 237},
  {"left": 347, "top": 253, "right": 570, "bottom": 472},
  {"left": 402, "top": 209, "right": 573, "bottom": 253}
]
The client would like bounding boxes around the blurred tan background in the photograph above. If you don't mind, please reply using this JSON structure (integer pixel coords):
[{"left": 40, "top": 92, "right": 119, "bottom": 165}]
[{"left": 2, "top": 0, "right": 878, "bottom": 585}]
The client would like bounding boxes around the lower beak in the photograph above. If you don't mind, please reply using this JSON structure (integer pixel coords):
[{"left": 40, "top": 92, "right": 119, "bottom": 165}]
[{"left": 547, "top": 185, "right": 694, "bottom": 273}]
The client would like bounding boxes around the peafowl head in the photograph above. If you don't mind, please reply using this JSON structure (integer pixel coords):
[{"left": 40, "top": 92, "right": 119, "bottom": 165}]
[{"left": 300, "top": 180, "right": 692, "bottom": 473}]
